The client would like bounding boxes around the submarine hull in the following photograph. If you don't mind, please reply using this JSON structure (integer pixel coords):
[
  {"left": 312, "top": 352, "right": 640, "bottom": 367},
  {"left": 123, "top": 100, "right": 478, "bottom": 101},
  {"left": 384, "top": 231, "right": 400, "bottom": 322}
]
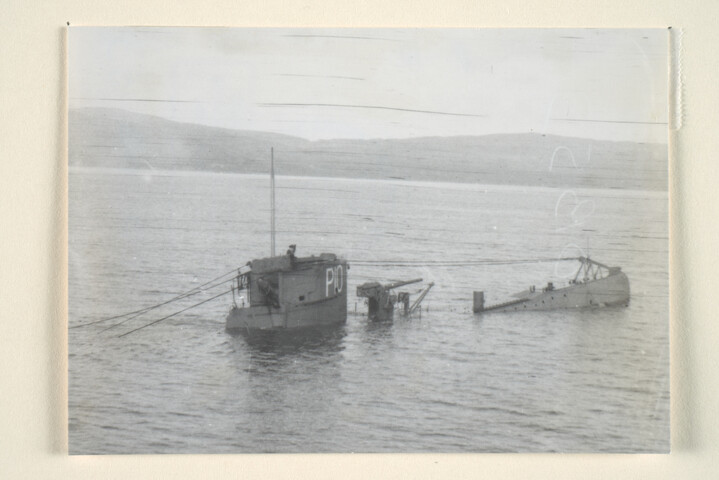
[
  {"left": 226, "top": 290, "right": 347, "bottom": 331},
  {"left": 479, "top": 271, "right": 630, "bottom": 313}
]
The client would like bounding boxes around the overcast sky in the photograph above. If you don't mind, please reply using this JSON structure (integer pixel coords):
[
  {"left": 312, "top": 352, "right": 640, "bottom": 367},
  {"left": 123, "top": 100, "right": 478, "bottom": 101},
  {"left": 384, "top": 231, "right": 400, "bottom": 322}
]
[{"left": 69, "top": 28, "right": 668, "bottom": 143}]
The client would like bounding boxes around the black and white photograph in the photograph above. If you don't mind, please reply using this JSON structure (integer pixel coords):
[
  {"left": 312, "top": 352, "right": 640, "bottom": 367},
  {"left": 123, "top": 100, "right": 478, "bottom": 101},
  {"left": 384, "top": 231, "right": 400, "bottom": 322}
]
[{"left": 68, "top": 27, "right": 669, "bottom": 454}]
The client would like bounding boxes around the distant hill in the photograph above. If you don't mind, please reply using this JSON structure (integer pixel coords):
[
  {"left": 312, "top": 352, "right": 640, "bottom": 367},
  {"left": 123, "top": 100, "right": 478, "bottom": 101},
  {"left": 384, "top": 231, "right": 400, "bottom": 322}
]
[{"left": 69, "top": 107, "right": 668, "bottom": 191}]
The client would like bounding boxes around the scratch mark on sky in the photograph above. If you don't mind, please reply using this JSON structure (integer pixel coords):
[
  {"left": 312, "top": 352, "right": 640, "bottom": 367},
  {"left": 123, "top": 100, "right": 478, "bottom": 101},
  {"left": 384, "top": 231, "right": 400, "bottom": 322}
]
[
  {"left": 275, "top": 73, "right": 365, "bottom": 81},
  {"left": 282, "top": 34, "right": 400, "bottom": 42},
  {"left": 260, "top": 103, "right": 485, "bottom": 118},
  {"left": 552, "top": 118, "right": 667, "bottom": 125}
]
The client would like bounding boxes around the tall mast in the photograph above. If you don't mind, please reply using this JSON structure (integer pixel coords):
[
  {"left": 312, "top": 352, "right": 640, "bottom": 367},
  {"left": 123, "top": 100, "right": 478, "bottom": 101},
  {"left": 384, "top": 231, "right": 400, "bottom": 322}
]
[{"left": 270, "top": 147, "right": 276, "bottom": 257}]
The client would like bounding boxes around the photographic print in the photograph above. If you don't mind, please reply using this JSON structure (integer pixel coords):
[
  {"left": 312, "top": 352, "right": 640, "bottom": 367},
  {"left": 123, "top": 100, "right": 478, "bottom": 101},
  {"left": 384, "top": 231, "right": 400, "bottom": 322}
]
[{"left": 68, "top": 27, "right": 669, "bottom": 453}]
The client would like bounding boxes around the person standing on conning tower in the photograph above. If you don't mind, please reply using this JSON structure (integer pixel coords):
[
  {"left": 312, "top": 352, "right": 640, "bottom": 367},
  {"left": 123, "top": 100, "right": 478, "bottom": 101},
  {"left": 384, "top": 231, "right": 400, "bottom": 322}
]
[{"left": 287, "top": 244, "right": 297, "bottom": 268}]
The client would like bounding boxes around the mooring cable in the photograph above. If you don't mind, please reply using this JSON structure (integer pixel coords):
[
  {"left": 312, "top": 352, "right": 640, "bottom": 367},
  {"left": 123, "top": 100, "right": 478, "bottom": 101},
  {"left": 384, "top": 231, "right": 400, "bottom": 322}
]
[
  {"left": 348, "top": 257, "right": 579, "bottom": 267},
  {"left": 95, "top": 274, "right": 240, "bottom": 333},
  {"left": 118, "top": 288, "right": 234, "bottom": 338},
  {"left": 70, "top": 268, "right": 239, "bottom": 329}
]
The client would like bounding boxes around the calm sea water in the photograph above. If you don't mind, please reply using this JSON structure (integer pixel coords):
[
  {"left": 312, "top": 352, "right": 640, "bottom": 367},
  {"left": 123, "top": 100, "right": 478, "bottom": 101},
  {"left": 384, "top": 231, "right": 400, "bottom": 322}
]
[{"left": 68, "top": 168, "right": 669, "bottom": 453}]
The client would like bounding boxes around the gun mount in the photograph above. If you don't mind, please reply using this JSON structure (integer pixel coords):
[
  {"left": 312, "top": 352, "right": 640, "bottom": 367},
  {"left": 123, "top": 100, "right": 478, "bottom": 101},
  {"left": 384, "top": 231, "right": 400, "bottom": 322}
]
[{"left": 356, "top": 278, "right": 433, "bottom": 321}]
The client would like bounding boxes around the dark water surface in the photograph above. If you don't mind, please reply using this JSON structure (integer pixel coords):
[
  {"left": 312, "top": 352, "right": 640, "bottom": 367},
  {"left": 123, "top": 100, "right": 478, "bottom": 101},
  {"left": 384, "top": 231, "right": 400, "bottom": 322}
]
[{"left": 69, "top": 169, "right": 668, "bottom": 453}]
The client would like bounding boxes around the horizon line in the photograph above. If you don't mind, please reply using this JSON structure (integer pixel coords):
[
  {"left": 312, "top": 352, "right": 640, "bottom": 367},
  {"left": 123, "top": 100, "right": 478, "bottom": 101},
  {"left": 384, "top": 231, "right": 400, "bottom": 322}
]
[{"left": 68, "top": 105, "right": 669, "bottom": 145}]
